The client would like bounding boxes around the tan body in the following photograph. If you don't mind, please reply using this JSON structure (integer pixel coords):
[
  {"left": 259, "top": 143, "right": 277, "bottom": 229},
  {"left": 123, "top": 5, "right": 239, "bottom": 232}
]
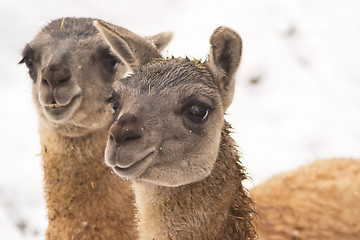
[
  {"left": 40, "top": 126, "right": 135, "bottom": 239},
  {"left": 252, "top": 158, "right": 360, "bottom": 240},
  {"left": 21, "top": 18, "right": 172, "bottom": 239},
  {"left": 96, "top": 22, "right": 257, "bottom": 239}
]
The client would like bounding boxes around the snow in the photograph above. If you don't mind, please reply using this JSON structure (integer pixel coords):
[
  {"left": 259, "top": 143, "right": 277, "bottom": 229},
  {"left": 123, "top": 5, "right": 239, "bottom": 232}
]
[{"left": 1, "top": 0, "right": 359, "bottom": 238}]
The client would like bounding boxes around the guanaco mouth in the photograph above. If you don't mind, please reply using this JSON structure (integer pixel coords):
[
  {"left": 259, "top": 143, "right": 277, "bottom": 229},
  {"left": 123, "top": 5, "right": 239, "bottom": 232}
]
[
  {"left": 113, "top": 151, "right": 155, "bottom": 178},
  {"left": 43, "top": 94, "right": 82, "bottom": 121}
]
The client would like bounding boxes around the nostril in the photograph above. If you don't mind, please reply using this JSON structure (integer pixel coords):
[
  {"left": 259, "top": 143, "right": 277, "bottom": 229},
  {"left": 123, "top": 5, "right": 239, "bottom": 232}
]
[
  {"left": 109, "top": 133, "right": 120, "bottom": 149},
  {"left": 109, "top": 114, "right": 143, "bottom": 145},
  {"left": 57, "top": 77, "right": 71, "bottom": 86},
  {"left": 118, "top": 126, "right": 142, "bottom": 144},
  {"left": 109, "top": 134, "right": 115, "bottom": 142},
  {"left": 41, "top": 63, "right": 71, "bottom": 88},
  {"left": 124, "top": 133, "right": 142, "bottom": 141}
]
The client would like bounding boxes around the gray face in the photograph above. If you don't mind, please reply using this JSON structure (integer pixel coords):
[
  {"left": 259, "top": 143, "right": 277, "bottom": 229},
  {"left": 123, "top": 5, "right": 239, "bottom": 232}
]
[
  {"left": 21, "top": 18, "right": 126, "bottom": 136},
  {"left": 105, "top": 59, "right": 225, "bottom": 187},
  {"left": 99, "top": 25, "right": 242, "bottom": 187}
]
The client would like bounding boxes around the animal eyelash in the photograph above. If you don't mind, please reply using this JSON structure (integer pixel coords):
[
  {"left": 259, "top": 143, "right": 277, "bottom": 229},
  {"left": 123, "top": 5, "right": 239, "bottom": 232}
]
[
  {"left": 19, "top": 57, "right": 26, "bottom": 64},
  {"left": 104, "top": 96, "right": 113, "bottom": 103}
]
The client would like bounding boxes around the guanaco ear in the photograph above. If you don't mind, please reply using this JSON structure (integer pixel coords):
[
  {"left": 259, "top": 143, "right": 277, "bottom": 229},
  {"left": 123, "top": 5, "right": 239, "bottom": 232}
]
[
  {"left": 145, "top": 32, "right": 173, "bottom": 52},
  {"left": 94, "top": 20, "right": 163, "bottom": 69},
  {"left": 207, "top": 26, "right": 242, "bottom": 110}
]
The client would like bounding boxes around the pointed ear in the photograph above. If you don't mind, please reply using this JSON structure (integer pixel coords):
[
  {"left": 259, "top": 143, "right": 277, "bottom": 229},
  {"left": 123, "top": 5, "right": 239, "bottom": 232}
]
[
  {"left": 207, "top": 26, "right": 242, "bottom": 110},
  {"left": 94, "top": 20, "right": 162, "bottom": 69},
  {"left": 145, "top": 32, "right": 173, "bottom": 52}
]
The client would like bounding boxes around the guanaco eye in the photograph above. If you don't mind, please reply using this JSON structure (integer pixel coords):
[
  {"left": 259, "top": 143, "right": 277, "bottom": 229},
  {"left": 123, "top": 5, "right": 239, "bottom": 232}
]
[
  {"left": 99, "top": 48, "right": 123, "bottom": 74},
  {"left": 102, "top": 57, "right": 119, "bottom": 73},
  {"left": 19, "top": 57, "right": 34, "bottom": 69},
  {"left": 110, "top": 101, "right": 118, "bottom": 113},
  {"left": 187, "top": 104, "right": 210, "bottom": 123},
  {"left": 25, "top": 58, "right": 34, "bottom": 69},
  {"left": 105, "top": 96, "right": 119, "bottom": 114}
]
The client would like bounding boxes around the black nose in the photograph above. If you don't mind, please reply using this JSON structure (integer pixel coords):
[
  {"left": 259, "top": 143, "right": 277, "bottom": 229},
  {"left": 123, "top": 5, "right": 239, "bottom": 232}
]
[
  {"left": 109, "top": 113, "right": 143, "bottom": 146},
  {"left": 41, "top": 63, "right": 71, "bottom": 90}
]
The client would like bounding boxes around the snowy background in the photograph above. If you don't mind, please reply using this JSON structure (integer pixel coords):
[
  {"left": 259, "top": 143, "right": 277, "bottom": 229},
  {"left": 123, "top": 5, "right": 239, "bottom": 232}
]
[{"left": 1, "top": 0, "right": 359, "bottom": 238}]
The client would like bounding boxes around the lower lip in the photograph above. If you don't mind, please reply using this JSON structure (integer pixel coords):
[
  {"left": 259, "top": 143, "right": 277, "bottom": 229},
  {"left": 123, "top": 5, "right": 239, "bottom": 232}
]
[
  {"left": 44, "top": 94, "right": 81, "bottom": 117},
  {"left": 113, "top": 152, "right": 154, "bottom": 178}
]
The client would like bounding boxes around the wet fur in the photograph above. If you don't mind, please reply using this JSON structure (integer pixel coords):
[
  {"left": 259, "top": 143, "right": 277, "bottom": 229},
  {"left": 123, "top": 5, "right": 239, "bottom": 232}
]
[{"left": 133, "top": 122, "right": 256, "bottom": 240}]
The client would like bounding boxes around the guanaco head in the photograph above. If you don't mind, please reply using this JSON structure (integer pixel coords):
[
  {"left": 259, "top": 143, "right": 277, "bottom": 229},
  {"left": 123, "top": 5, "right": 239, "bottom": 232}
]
[
  {"left": 99, "top": 24, "right": 242, "bottom": 186},
  {"left": 20, "top": 17, "right": 172, "bottom": 137}
]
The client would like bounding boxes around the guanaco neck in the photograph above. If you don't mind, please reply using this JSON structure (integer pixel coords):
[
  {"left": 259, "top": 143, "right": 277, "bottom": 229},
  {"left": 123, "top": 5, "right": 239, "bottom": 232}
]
[
  {"left": 39, "top": 126, "right": 137, "bottom": 239},
  {"left": 132, "top": 122, "right": 257, "bottom": 240}
]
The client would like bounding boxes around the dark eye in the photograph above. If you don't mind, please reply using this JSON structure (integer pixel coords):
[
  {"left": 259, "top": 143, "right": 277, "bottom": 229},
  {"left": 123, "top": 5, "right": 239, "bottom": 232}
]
[
  {"left": 105, "top": 95, "right": 119, "bottom": 114},
  {"left": 186, "top": 104, "right": 210, "bottom": 123},
  {"left": 102, "top": 57, "right": 119, "bottom": 73},
  {"left": 106, "top": 96, "right": 119, "bottom": 114},
  {"left": 19, "top": 57, "right": 34, "bottom": 69},
  {"left": 110, "top": 100, "right": 118, "bottom": 113},
  {"left": 25, "top": 58, "right": 34, "bottom": 69}
]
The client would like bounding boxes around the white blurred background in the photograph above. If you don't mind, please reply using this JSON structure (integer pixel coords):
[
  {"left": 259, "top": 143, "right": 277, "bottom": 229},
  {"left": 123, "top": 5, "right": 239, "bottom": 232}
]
[{"left": 1, "top": 0, "right": 359, "bottom": 238}]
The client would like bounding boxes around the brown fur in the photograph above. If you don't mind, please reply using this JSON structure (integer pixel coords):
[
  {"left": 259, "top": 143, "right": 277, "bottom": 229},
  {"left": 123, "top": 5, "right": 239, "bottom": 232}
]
[
  {"left": 40, "top": 126, "right": 136, "bottom": 239},
  {"left": 251, "top": 158, "right": 360, "bottom": 240},
  {"left": 21, "top": 18, "right": 172, "bottom": 239},
  {"left": 97, "top": 24, "right": 257, "bottom": 239},
  {"left": 133, "top": 123, "right": 256, "bottom": 240}
]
